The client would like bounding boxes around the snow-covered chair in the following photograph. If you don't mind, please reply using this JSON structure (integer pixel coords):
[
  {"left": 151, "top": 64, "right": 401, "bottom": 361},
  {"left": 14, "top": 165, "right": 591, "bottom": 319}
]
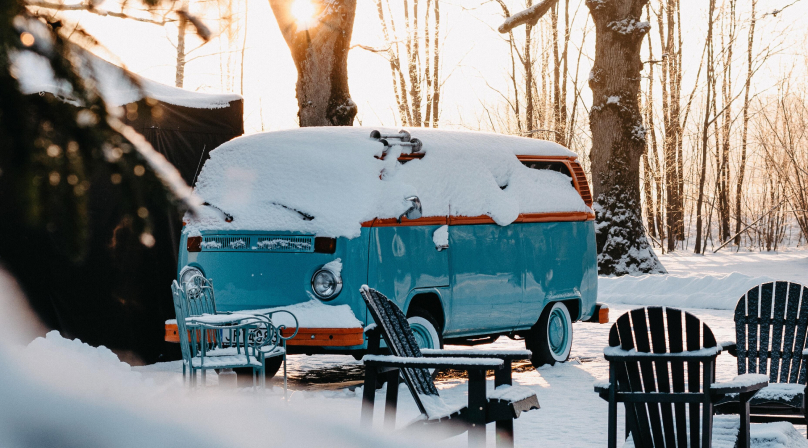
[
  {"left": 594, "top": 307, "right": 768, "bottom": 448},
  {"left": 716, "top": 281, "right": 808, "bottom": 436},
  {"left": 359, "top": 286, "right": 539, "bottom": 448},
  {"left": 177, "top": 273, "right": 298, "bottom": 392},
  {"left": 171, "top": 280, "right": 268, "bottom": 387}
]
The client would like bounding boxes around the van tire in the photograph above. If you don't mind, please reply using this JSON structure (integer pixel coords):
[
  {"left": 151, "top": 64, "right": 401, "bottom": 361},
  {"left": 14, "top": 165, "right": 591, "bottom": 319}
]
[
  {"left": 526, "top": 302, "right": 573, "bottom": 368},
  {"left": 407, "top": 309, "right": 443, "bottom": 351},
  {"left": 374, "top": 308, "right": 443, "bottom": 389}
]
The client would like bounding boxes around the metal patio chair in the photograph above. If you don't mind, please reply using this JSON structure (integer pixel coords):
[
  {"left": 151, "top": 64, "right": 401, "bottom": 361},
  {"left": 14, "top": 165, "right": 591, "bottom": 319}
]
[
  {"left": 359, "top": 286, "right": 539, "bottom": 448},
  {"left": 177, "top": 272, "right": 299, "bottom": 393},
  {"left": 171, "top": 280, "right": 268, "bottom": 387}
]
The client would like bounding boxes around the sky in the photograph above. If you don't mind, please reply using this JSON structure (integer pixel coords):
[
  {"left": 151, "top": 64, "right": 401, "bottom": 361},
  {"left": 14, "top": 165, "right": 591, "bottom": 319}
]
[{"left": 39, "top": 0, "right": 808, "bottom": 137}]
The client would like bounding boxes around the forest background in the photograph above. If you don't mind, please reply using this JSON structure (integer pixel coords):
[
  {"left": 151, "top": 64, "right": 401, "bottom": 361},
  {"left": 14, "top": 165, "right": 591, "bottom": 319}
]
[{"left": 32, "top": 0, "right": 808, "bottom": 254}]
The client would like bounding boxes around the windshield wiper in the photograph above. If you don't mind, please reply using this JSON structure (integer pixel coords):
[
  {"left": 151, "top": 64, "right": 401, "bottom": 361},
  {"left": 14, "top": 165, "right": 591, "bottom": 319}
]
[
  {"left": 272, "top": 202, "right": 314, "bottom": 221},
  {"left": 203, "top": 202, "right": 234, "bottom": 222}
]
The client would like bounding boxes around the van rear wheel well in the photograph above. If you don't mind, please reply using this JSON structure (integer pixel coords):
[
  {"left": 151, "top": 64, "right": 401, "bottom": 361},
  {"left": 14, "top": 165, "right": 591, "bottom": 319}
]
[
  {"left": 561, "top": 300, "right": 580, "bottom": 322},
  {"left": 406, "top": 293, "right": 445, "bottom": 333}
]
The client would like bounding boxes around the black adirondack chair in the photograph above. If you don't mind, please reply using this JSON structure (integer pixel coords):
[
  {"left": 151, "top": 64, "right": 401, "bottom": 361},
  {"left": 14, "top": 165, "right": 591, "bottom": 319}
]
[
  {"left": 594, "top": 307, "right": 767, "bottom": 448},
  {"left": 359, "top": 286, "right": 540, "bottom": 448},
  {"left": 716, "top": 281, "right": 808, "bottom": 434}
]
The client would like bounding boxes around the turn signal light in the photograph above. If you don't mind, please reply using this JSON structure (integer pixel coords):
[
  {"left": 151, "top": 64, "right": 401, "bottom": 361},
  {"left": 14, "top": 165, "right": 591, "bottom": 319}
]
[
  {"left": 598, "top": 305, "right": 609, "bottom": 324},
  {"left": 187, "top": 236, "right": 202, "bottom": 252},
  {"left": 314, "top": 237, "right": 336, "bottom": 254}
]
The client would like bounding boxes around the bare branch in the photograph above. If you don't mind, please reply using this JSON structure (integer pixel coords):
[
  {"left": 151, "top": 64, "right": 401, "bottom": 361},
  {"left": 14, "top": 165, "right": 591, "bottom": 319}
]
[
  {"left": 497, "top": 0, "right": 559, "bottom": 33},
  {"left": 26, "top": 1, "right": 174, "bottom": 25}
]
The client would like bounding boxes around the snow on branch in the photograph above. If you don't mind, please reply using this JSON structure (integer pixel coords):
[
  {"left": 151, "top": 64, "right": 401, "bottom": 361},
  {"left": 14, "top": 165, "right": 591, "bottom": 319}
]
[{"left": 498, "top": 0, "right": 559, "bottom": 34}]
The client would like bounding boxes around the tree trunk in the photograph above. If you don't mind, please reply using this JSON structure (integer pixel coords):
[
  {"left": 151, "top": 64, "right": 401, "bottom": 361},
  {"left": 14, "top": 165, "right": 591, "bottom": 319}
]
[
  {"left": 734, "top": 0, "right": 755, "bottom": 245},
  {"left": 268, "top": 0, "right": 358, "bottom": 126},
  {"left": 587, "top": 0, "right": 665, "bottom": 275},
  {"left": 175, "top": 12, "right": 187, "bottom": 88}
]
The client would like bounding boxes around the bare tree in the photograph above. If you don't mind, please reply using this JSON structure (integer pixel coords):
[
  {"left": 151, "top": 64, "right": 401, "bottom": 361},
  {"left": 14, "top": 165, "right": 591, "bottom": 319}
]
[
  {"left": 373, "top": 0, "right": 442, "bottom": 127},
  {"left": 269, "top": 0, "right": 358, "bottom": 126}
]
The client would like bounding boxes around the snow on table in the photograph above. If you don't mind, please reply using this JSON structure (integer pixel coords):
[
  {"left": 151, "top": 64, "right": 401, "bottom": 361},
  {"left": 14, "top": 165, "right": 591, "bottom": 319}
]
[
  {"left": 185, "top": 127, "right": 590, "bottom": 238},
  {"left": 362, "top": 354, "right": 504, "bottom": 367}
]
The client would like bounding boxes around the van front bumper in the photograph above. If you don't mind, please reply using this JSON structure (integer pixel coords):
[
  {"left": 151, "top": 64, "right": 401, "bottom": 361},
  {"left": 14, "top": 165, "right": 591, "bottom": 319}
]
[{"left": 165, "top": 323, "right": 365, "bottom": 348}]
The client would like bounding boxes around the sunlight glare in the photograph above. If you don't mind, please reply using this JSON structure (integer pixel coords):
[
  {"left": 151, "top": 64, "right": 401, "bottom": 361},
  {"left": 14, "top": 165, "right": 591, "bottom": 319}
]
[{"left": 290, "top": 0, "right": 317, "bottom": 31}]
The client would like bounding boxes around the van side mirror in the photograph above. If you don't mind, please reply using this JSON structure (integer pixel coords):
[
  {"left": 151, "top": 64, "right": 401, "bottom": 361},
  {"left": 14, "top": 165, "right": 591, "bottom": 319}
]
[{"left": 398, "top": 196, "right": 422, "bottom": 223}]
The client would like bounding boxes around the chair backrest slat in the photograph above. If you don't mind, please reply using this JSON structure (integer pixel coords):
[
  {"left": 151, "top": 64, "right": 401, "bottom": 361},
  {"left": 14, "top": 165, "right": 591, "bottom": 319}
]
[
  {"left": 734, "top": 282, "right": 808, "bottom": 384},
  {"left": 665, "top": 309, "right": 688, "bottom": 448},
  {"left": 685, "top": 312, "right": 702, "bottom": 448},
  {"left": 609, "top": 307, "right": 718, "bottom": 448},
  {"left": 735, "top": 289, "right": 750, "bottom": 375},
  {"left": 648, "top": 307, "right": 677, "bottom": 447},
  {"left": 171, "top": 281, "right": 193, "bottom": 365},
  {"left": 758, "top": 283, "right": 774, "bottom": 376},
  {"left": 794, "top": 285, "right": 808, "bottom": 383},
  {"left": 360, "top": 286, "right": 438, "bottom": 418},
  {"left": 770, "top": 282, "right": 789, "bottom": 382},
  {"left": 780, "top": 282, "right": 801, "bottom": 381},
  {"left": 747, "top": 285, "right": 761, "bottom": 373}
]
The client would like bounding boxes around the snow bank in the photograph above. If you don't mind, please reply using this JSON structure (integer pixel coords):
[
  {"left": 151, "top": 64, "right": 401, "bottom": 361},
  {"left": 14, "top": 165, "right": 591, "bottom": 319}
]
[
  {"left": 186, "top": 127, "right": 589, "bottom": 238},
  {"left": 10, "top": 47, "right": 241, "bottom": 109},
  {"left": 599, "top": 272, "right": 777, "bottom": 310},
  {"left": 0, "top": 305, "right": 412, "bottom": 448}
]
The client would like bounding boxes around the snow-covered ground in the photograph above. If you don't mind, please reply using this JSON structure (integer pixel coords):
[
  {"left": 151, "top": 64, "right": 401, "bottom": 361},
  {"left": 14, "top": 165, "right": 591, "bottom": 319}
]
[{"left": 4, "top": 249, "right": 808, "bottom": 446}]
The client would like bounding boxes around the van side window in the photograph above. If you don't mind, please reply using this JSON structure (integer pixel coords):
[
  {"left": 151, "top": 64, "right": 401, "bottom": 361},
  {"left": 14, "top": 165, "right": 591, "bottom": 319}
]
[{"left": 521, "top": 161, "right": 574, "bottom": 187}]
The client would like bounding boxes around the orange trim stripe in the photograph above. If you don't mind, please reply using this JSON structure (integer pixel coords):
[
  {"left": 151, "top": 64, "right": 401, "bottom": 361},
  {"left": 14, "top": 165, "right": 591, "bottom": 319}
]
[
  {"left": 516, "top": 155, "right": 578, "bottom": 162},
  {"left": 360, "top": 211, "right": 594, "bottom": 228},
  {"left": 165, "top": 323, "right": 364, "bottom": 347}
]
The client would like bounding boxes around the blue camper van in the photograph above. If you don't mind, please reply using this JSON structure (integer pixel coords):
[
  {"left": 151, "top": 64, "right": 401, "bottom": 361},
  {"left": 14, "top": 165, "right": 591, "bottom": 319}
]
[{"left": 172, "top": 127, "right": 604, "bottom": 372}]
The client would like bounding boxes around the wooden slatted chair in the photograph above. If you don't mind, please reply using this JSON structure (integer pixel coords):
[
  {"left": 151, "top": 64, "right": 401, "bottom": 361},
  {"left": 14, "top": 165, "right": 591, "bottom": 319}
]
[
  {"left": 717, "top": 281, "right": 808, "bottom": 434},
  {"left": 359, "top": 286, "right": 539, "bottom": 448},
  {"left": 594, "top": 306, "right": 768, "bottom": 448},
  {"left": 171, "top": 280, "right": 267, "bottom": 387}
]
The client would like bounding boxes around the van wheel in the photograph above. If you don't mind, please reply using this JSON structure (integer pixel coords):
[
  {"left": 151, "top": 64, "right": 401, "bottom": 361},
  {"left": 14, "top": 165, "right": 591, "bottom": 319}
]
[
  {"left": 373, "top": 308, "right": 442, "bottom": 389},
  {"left": 407, "top": 309, "right": 443, "bottom": 351},
  {"left": 526, "top": 302, "right": 573, "bottom": 368}
]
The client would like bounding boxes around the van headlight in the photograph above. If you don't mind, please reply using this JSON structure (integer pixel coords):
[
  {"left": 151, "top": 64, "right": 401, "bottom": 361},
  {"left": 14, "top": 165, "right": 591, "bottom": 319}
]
[
  {"left": 179, "top": 266, "right": 204, "bottom": 297},
  {"left": 311, "top": 267, "right": 342, "bottom": 300}
]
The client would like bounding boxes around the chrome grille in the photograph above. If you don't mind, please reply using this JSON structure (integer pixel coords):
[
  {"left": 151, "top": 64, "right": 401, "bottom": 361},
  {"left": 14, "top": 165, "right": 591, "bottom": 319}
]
[{"left": 200, "top": 235, "right": 314, "bottom": 252}]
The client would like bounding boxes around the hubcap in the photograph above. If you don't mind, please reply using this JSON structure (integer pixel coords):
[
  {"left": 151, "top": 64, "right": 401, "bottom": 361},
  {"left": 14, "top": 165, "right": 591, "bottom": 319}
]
[
  {"left": 548, "top": 308, "right": 568, "bottom": 355},
  {"left": 411, "top": 323, "right": 435, "bottom": 350}
]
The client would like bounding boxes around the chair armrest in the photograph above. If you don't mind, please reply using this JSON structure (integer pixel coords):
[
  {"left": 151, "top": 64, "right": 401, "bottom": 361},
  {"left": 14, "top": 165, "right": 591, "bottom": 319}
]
[
  {"left": 711, "top": 373, "right": 768, "bottom": 395},
  {"left": 362, "top": 354, "right": 503, "bottom": 371},
  {"left": 802, "top": 349, "right": 808, "bottom": 359},
  {"left": 593, "top": 381, "right": 610, "bottom": 394},
  {"left": 420, "top": 349, "right": 532, "bottom": 361},
  {"left": 719, "top": 341, "right": 737, "bottom": 357}
]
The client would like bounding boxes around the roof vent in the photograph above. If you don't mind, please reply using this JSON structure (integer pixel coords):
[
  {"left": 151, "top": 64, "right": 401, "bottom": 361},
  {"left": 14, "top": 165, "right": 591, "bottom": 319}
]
[{"left": 371, "top": 129, "right": 423, "bottom": 154}]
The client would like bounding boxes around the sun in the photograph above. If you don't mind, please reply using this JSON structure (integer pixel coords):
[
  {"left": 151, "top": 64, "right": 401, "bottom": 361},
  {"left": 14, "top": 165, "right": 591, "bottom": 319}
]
[{"left": 290, "top": 0, "right": 318, "bottom": 30}]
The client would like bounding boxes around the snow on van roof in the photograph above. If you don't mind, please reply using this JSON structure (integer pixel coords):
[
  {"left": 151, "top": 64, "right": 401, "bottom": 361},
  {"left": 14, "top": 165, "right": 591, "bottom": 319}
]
[
  {"left": 186, "top": 127, "right": 590, "bottom": 238},
  {"left": 10, "top": 47, "right": 242, "bottom": 109}
]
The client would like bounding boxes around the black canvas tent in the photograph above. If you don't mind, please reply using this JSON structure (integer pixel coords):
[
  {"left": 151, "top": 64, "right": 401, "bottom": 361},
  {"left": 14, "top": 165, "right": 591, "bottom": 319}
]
[{"left": 4, "top": 53, "right": 243, "bottom": 363}]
